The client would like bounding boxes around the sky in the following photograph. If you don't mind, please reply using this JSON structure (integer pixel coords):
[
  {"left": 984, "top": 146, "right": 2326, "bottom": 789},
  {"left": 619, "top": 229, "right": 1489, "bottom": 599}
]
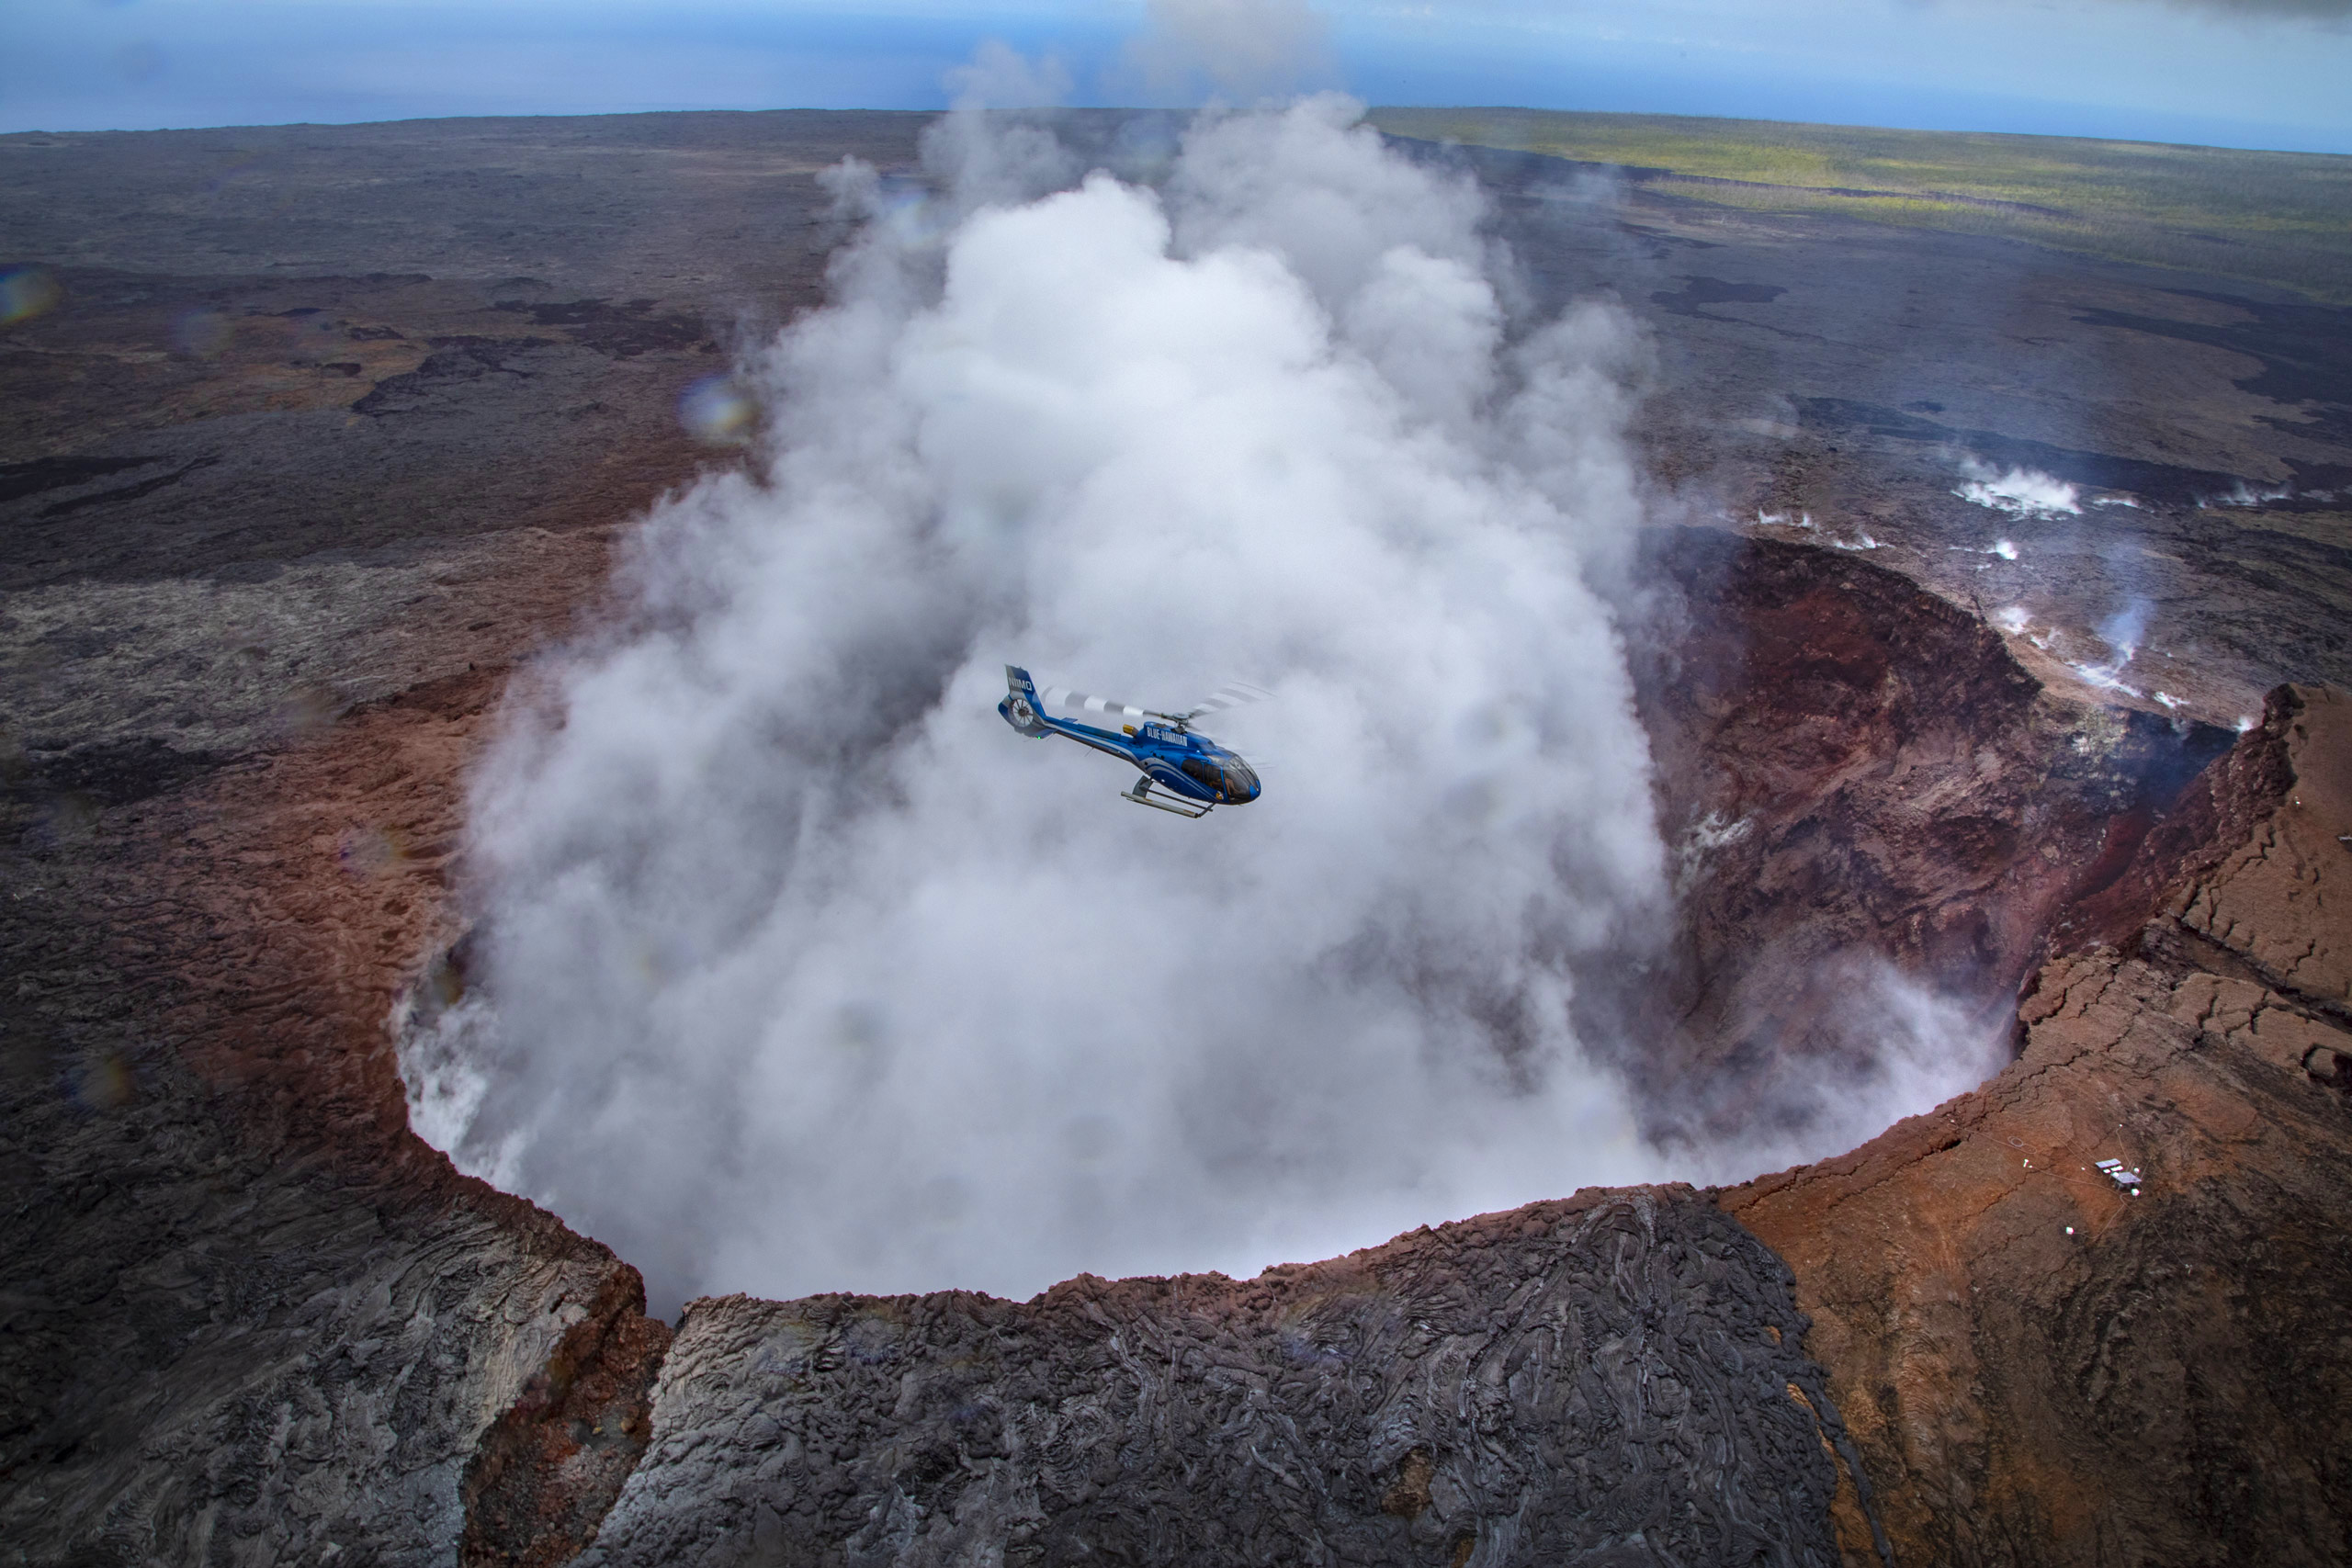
[{"left": 6, "top": 0, "right": 2351, "bottom": 152}]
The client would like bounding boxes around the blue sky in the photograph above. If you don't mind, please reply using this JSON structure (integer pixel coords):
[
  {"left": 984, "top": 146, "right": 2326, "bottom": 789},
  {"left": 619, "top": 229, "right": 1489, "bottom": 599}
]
[{"left": 6, "top": 0, "right": 2351, "bottom": 152}]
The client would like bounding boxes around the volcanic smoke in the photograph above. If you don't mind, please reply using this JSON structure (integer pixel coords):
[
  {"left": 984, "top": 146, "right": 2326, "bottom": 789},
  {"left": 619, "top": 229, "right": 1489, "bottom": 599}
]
[{"left": 401, "top": 96, "right": 1997, "bottom": 1313}]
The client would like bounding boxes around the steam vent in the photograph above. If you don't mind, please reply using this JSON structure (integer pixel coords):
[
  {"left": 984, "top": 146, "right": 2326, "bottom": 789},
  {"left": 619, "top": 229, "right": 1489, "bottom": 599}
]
[{"left": 6, "top": 109, "right": 2351, "bottom": 1567}]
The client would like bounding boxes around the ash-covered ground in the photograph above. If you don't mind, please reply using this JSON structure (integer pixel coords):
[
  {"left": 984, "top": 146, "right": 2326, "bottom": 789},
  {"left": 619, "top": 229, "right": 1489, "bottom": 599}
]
[
  {"left": 4, "top": 109, "right": 2349, "bottom": 1567},
  {"left": 6, "top": 110, "right": 2347, "bottom": 824}
]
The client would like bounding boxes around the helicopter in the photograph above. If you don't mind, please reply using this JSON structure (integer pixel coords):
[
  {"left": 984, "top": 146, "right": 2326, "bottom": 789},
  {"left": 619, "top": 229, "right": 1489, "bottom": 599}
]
[{"left": 999, "top": 665, "right": 1266, "bottom": 818}]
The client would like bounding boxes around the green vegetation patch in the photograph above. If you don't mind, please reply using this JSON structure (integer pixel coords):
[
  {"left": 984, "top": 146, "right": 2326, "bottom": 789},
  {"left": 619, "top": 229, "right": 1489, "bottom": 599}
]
[{"left": 1368, "top": 107, "right": 2352, "bottom": 301}]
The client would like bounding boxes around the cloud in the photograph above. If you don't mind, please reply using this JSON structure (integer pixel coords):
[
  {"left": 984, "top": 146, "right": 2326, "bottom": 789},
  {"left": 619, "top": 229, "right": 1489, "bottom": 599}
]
[
  {"left": 2143, "top": 0, "right": 2350, "bottom": 18},
  {"left": 943, "top": 35, "right": 1073, "bottom": 110},
  {"left": 1126, "top": 0, "right": 1337, "bottom": 103},
  {"left": 403, "top": 93, "right": 1681, "bottom": 1313}
]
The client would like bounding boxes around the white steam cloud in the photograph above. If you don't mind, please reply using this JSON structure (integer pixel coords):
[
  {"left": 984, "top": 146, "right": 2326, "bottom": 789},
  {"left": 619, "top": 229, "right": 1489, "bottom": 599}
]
[
  {"left": 1954, "top": 458, "right": 2081, "bottom": 518},
  {"left": 404, "top": 97, "right": 1683, "bottom": 1311},
  {"left": 2068, "top": 593, "right": 2157, "bottom": 694},
  {"left": 408, "top": 96, "right": 2016, "bottom": 1314},
  {"left": 1675, "top": 957, "right": 2010, "bottom": 1186},
  {"left": 1128, "top": 0, "right": 1336, "bottom": 102}
]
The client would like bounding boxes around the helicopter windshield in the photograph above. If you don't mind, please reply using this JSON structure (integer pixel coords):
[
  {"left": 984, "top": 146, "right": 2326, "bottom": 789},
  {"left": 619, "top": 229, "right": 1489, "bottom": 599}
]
[{"left": 1180, "top": 752, "right": 1259, "bottom": 802}]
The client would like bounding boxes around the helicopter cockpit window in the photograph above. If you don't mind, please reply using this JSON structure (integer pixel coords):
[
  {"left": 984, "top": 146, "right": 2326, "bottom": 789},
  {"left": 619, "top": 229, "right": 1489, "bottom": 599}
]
[
  {"left": 1181, "top": 756, "right": 1225, "bottom": 793},
  {"left": 1221, "top": 759, "right": 1259, "bottom": 796}
]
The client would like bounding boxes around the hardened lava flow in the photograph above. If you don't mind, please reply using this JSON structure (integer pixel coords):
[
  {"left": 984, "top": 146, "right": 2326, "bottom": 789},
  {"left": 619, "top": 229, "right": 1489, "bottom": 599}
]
[
  {"left": 17, "top": 519, "right": 2346, "bottom": 1567},
  {"left": 6, "top": 108, "right": 2351, "bottom": 1568}
]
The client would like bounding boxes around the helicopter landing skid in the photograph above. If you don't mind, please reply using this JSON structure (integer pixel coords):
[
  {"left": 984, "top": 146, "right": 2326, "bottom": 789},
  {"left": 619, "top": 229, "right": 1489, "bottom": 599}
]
[{"left": 1124, "top": 778, "right": 1213, "bottom": 818}]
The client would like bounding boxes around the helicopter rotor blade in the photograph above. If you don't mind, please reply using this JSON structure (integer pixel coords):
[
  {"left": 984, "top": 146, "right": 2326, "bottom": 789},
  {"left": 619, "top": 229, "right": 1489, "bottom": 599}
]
[
  {"left": 1040, "top": 685, "right": 1155, "bottom": 727},
  {"left": 1178, "top": 682, "right": 1272, "bottom": 723}
]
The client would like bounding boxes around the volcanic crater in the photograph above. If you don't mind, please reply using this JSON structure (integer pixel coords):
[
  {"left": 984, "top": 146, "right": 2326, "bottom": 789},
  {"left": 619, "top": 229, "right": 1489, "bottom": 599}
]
[{"left": 5, "top": 110, "right": 2350, "bottom": 1568}]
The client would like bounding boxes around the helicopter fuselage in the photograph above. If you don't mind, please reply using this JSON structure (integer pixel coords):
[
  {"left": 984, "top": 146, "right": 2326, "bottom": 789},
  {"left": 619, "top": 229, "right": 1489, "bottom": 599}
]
[{"left": 999, "top": 697, "right": 1261, "bottom": 807}]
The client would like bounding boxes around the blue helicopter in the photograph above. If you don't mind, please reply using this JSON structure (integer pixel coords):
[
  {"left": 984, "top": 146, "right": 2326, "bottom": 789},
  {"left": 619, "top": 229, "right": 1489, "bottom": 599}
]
[{"left": 999, "top": 665, "right": 1266, "bottom": 818}]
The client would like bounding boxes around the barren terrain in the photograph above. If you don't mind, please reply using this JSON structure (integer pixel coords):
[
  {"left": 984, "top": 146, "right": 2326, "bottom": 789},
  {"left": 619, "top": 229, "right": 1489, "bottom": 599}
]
[{"left": 4, "top": 109, "right": 2348, "bottom": 1566}]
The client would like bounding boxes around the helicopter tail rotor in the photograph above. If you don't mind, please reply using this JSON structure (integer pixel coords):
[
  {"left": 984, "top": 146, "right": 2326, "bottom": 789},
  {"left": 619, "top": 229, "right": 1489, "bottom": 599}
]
[{"left": 1000, "top": 665, "right": 1051, "bottom": 737}]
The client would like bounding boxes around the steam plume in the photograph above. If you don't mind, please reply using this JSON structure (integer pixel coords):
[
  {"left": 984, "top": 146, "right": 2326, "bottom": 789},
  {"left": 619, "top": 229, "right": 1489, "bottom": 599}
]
[
  {"left": 1128, "top": 0, "right": 1336, "bottom": 102},
  {"left": 1954, "top": 457, "right": 2081, "bottom": 518},
  {"left": 401, "top": 96, "right": 1683, "bottom": 1312},
  {"left": 408, "top": 95, "right": 2013, "bottom": 1314}
]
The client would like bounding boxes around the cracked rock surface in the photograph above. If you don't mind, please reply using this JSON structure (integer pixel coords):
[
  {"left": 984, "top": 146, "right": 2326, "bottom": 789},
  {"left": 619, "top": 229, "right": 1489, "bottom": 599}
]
[
  {"left": 0, "top": 663, "right": 662, "bottom": 1567},
  {"left": 579, "top": 1190, "right": 1872, "bottom": 1568},
  {"left": 1724, "top": 686, "right": 2352, "bottom": 1567},
  {"left": 6, "top": 111, "right": 2352, "bottom": 1567}
]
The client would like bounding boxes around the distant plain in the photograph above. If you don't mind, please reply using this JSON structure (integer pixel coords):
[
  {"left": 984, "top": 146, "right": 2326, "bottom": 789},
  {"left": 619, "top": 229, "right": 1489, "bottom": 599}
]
[
  {"left": 4, "top": 103, "right": 2352, "bottom": 1567},
  {"left": 1371, "top": 107, "right": 2352, "bottom": 302}
]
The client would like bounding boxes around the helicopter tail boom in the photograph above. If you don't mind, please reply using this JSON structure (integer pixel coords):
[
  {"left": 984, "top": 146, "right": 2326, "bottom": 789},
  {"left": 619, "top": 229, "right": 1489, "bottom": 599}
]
[{"left": 1000, "top": 666, "right": 1051, "bottom": 738}]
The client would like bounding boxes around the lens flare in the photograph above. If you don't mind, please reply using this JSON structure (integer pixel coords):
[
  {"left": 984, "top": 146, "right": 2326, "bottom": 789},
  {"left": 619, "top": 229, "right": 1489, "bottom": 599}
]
[
  {"left": 0, "top": 266, "right": 62, "bottom": 327},
  {"left": 677, "top": 375, "right": 756, "bottom": 446},
  {"left": 269, "top": 682, "right": 343, "bottom": 739},
  {"left": 34, "top": 792, "right": 101, "bottom": 848},
  {"left": 74, "top": 1054, "right": 136, "bottom": 1112},
  {"left": 172, "top": 309, "right": 233, "bottom": 359},
  {"left": 337, "top": 825, "right": 413, "bottom": 879}
]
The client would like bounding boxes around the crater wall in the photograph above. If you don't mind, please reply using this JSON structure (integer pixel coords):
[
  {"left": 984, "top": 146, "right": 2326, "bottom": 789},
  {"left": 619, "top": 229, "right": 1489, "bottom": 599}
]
[{"left": 5, "top": 110, "right": 2349, "bottom": 1567}]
